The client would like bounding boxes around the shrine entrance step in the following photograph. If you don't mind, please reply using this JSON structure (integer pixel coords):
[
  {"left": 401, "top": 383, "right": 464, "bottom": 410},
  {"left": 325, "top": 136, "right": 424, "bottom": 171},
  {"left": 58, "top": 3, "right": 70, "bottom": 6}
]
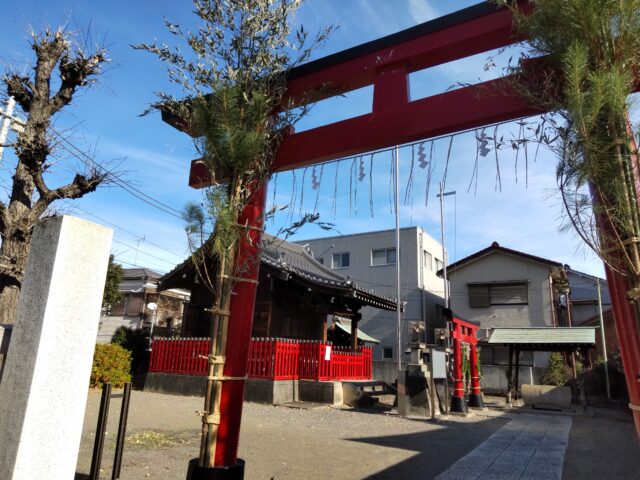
[{"left": 342, "top": 380, "right": 396, "bottom": 407}]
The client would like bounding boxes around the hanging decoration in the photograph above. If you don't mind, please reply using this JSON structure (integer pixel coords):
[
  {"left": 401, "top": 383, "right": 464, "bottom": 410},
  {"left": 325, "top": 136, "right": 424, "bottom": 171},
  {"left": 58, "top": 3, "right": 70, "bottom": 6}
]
[
  {"left": 298, "top": 167, "right": 308, "bottom": 216},
  {"left": 425, "top": 141, "right": 435, "bottom": 208},
  {"left": 369, "top": 153, "right": 374, "bottom": 218},
  {"left": 349, "top": 157, "right": 355, "bottom": 215},
  {"left": 442, "top": 135, "right": 455, "bottom": 189},
  {"left": 494, "top": 125, "right": 503, "bottom": 192},
  {"left": 268, "top": 115, "right": 549, "bottom": 228},
  {"left": 404, "top": 144, "right": 415, "bottom": 206},
  {"left": 417, "top": 142, "right": 428, "bottom": 169},
  {"left": 313, "top": 163, "right": 324, "bottom": 213},
  {"left": 288, "top": 170, "right": 297, "bottom": 225},
  {"left": 332, "top": 160, "right": 340, "bottom": 219},
  {"left": 270, "top": 172, "right": 278, "bottom": 224},
  {"left": 389, "top": 150, "right": 395, "bottom": 214}
]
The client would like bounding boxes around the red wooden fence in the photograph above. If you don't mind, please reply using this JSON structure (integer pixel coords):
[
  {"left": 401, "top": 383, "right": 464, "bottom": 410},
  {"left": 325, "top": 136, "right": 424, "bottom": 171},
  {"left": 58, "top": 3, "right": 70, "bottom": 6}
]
[{"left": 149, "top": 337, "right": 372, "bottom": 381}]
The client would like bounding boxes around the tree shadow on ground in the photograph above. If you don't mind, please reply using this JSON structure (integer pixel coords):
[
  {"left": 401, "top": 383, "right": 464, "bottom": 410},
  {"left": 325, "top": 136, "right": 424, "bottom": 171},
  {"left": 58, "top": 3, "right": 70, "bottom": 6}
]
[{"left": 345, "top": 415, "right": 507, "bottom": 479}]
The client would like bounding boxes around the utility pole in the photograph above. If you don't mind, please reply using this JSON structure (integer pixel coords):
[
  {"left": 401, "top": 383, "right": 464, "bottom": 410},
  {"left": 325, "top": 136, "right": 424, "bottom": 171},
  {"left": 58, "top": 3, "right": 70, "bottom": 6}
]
[
  {"left": 0, "top": 96, "right": 24, "bottom": 164},
  {"left": 394, "top": 146, "right": 402, "bottom": 379},
  {"left": 597, "top": 278, "right": 612, "bottom": 400},
  {"left": 437, "top": 182, "right": 456, "bottom": 308}
]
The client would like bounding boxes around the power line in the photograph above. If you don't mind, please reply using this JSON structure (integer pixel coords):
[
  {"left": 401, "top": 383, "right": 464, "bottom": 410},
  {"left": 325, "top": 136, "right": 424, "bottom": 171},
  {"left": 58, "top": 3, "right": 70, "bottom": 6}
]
[
  {"left": 50, "top": 129, "right": 185, "bottom": 219},
  {"left": 111, "top": 238, "right": 180, "bottom": 267},
  {"left": 74, "top": 207, "right": 186, "bottom": 260}
]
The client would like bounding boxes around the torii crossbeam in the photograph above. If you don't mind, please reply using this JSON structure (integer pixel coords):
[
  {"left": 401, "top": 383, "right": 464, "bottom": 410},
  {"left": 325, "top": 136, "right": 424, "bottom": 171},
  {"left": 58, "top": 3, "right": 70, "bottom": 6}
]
[{"left": 164, "top": 1, "right": 640, "bottom": 475}]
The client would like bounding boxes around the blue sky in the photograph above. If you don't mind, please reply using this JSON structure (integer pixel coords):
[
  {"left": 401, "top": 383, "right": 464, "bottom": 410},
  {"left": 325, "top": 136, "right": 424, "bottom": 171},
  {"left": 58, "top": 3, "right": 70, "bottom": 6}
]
[{"left": 0, "top": 0, "right": 606, "bottom": 278}]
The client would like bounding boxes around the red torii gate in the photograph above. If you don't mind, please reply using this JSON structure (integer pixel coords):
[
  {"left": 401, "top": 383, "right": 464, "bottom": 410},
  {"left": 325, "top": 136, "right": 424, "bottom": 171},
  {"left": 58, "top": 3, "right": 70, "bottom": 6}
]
[
  {"left": 164, "top": 0, "right": 640, "bottom": 475},
  {"left": 448, "top": 313, "right": 482, "bottom": 413}
]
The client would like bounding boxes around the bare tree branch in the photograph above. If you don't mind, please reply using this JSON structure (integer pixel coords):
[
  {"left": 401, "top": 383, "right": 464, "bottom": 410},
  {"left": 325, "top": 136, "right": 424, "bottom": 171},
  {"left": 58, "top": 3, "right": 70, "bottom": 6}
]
[
  {"left": 4, "top": 75, "right": 34, "bottom": 112},
  {"left": 50, "top": 49, "right": 108, "bottom": 114}
]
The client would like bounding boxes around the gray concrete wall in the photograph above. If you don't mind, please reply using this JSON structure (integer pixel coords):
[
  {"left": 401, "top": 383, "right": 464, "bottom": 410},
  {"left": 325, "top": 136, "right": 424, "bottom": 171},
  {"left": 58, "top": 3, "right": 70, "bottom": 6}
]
[
  {"left": 481, "top": 365, "right": 546, "bottom": 393},
  {"left": 145, "top": 372, "right": 206, "bottom": 397},
  {"left": 145, "top": 373, "right": 343, "bottom": 405},
  {"left": 372, "top": 360, "right": 409, "bottom": 385}
]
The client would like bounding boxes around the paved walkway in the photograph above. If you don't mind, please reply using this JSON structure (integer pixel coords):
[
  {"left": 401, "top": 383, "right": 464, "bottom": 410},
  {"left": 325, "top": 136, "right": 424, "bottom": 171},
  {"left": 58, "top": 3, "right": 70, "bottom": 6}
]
[{"left": 435, "top": 414, "right": 572, "bottom": 480}]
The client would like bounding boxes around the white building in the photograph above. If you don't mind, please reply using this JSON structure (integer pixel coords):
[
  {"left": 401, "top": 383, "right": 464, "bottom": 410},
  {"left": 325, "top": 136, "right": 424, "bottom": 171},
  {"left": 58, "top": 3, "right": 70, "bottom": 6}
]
[{"left": 298, "top": 227, "right": 446, "bottom": 361}]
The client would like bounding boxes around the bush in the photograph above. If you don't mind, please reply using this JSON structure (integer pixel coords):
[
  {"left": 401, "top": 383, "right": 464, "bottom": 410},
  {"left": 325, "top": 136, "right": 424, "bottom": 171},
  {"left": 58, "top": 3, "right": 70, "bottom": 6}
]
[
  {"left": 111, "top": 326, "right": 149, "bottom": 373},
  {"left": 91, "top": 343, "right": 132, "bottom": 388},
  {"left": 541, "top": 352, "right": 569, "bottom": 387}
]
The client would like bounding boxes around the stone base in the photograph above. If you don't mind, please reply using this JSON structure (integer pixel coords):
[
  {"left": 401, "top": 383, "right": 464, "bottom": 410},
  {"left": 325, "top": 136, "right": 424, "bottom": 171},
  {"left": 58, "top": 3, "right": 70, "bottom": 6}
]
[
  {"left": 468, "top": 393, "right": 484, "bottom": 409},
  {"left": 186, "top": 458, "right": 245, "bottom": 480},
  {"left": 144, "top": 373, "right": 344, "bottom": 406},
  {"left": 450, "top": 396, "right": 467, "bottom": 413}
]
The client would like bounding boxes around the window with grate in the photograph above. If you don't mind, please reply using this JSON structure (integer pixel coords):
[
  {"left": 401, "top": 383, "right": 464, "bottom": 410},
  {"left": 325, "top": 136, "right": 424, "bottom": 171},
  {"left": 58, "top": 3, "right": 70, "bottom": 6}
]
[
  {"left": 371, "top": 248, "right": 396, "bottom": 266},
  {"left": 383, "top": 347, "right": 393, "bottom": 359},
  {"left": 424, "top": 251, "right": 433, "bottom": 270},
  {"left": 435, "top": 258, "right": 443, "bottom": 271},
  {"left": 332, "top": 252, "right": 350, "bottom": 269},
  {"left": 469, "top": 283, "right": 528, "bottom": 308}
]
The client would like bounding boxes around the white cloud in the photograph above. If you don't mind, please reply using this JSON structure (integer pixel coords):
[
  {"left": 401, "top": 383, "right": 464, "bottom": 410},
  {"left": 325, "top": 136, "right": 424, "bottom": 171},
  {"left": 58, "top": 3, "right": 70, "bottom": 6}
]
[{"left": 407, "top": 0, "right": 439, "bottom": 24}]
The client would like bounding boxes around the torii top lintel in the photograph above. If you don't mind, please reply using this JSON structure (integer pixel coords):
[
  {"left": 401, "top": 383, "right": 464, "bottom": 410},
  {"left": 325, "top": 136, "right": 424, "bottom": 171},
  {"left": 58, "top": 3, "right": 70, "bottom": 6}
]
[{"left": 162, "top": 1, "right": 535, "bottom": 189}]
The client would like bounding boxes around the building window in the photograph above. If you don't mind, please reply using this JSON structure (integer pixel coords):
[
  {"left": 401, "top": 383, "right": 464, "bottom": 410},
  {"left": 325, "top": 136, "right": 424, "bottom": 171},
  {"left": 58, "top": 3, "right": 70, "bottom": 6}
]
[
  {"left": 435, "top": 258, "right": 443, "bottom": 271},
  {"left": 371, "top": 248, "right": 396, "bottom": 266},
  {"left": 424, "top": 251, "right": 433, "bottom": 271},
  {"left": 469, "top": 283, "right": 528, "bottom": 308},
  {"left": 383, "top": 347, "right": 393, "bottom": 359},
  {"left": 332, "top": 252, "right": 350, "bottom": 269},
  {"left": 317, "top": 257, "right": 324, "bottom": 265}
]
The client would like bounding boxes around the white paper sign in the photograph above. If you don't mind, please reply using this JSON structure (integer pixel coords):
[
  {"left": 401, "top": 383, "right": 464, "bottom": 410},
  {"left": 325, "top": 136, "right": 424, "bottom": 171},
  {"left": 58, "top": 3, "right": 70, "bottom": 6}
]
[{"left": 324, "top": 345, "right": 332, "bottom": 361}]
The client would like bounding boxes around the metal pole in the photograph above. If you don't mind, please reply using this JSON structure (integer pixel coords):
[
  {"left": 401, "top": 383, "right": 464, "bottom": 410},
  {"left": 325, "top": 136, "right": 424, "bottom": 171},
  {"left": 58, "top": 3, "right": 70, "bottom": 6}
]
[
  {"left": 90, "top": 383, "right": 112, "bottom": 480},
  {"left": 437, "top": 184, "right": 456, "bottom": 308},
  {"left": 0, "top": 96, "right": 16, "bottom": 163},
  {"left": 112, "top": 382, "right": 132, "bottom": 480},
  {"left": 597, "top": 279, "right": 612, "bottom": 400},
  {"left": 395, "top": 146, "right": 402, "bottom": 378},
  {"left": 439, "top": 181, "right": 448, "bottom": 307}
]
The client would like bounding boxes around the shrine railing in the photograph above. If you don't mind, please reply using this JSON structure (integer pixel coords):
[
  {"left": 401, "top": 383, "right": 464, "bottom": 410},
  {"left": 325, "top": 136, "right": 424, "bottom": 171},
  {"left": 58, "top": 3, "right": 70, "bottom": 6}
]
[{"left": 149, "top": 337, "right": 372, "bottom": 381}]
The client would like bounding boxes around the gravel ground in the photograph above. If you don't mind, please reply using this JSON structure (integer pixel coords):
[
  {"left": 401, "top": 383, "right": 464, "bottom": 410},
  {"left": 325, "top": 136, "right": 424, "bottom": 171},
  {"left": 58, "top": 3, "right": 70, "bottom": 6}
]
[
  {"left": 75, "top": 390, "right": 640, "bottom": 480},
  {"left": 75, "top": 390, "right": 507, "bottom": 479}
]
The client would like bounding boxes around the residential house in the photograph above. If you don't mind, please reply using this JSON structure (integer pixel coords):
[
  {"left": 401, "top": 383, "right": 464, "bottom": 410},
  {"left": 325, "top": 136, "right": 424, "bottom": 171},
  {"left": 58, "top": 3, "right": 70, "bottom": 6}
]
[
  {"left": 298, "top": 226, "right": 446, "bottom": 361},
  {"left": 442, "top": 242, "right": 610, "bottom": 392},
  {"left": 97, "top": 268, "right": 190, "bottom": 343}
]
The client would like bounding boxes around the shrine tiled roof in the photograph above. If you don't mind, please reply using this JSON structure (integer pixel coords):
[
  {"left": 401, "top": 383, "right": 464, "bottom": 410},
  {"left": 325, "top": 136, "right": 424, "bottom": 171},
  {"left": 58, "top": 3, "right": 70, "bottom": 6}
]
[
  {"left": 160, "top": 234, "right": 399, "bottom": 311},
  {"left": 261, "top": 234, "right": 398, "bottom": 311}
]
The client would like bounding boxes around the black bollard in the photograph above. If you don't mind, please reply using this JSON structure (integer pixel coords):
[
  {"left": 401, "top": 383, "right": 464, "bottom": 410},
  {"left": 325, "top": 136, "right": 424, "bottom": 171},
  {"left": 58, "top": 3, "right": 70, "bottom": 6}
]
[
  {"left": 111, "top": 382, "right": 132, "bottom": 480},
  {"left": 89, "top": 383, "right": 112, "bottom": 480}
]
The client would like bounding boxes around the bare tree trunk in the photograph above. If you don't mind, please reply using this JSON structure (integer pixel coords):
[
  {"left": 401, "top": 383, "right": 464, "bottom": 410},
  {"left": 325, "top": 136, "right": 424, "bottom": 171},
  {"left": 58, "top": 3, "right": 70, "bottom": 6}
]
[{"left": 0, "top": 232, "right": 32, "bottom": 324}]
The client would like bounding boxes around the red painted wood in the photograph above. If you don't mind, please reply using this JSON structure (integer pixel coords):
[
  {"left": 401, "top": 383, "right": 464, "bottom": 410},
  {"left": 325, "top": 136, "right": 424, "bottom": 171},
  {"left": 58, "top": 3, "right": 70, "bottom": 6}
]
[
  {"left": 188, "top": 74, "right": 541, "bottom": 187},
  {"left": 470, "top": 343, "right": 481, "bottom": 396},
  {"left": 215, "top": 186, "right": 267, "bottom": 466},
  {"left": 283, "top": 4, "right": 526, "bottom": 106},
  {"left": 453, "top": 322, "right": 464, "bottom": 400}
]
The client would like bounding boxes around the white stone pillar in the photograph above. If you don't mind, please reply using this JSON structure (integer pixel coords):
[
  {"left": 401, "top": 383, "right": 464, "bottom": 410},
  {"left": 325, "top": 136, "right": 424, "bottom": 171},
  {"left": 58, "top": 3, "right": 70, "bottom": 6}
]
[{"left": 0, "top": 216, "right": 112, "bottom": 479}]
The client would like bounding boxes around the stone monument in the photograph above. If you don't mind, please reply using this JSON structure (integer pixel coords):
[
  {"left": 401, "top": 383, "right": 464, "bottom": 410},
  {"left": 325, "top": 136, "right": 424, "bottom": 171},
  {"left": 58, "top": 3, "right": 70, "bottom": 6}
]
[{"left": 0, "top": 216, "right": 112, "bottom": 479}]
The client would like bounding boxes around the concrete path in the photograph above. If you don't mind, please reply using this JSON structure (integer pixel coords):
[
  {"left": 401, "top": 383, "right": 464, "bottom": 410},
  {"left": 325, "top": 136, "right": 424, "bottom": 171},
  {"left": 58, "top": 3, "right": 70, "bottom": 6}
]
[{"left": 435, "top": 414, "right": 572, "bottom": 480}]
